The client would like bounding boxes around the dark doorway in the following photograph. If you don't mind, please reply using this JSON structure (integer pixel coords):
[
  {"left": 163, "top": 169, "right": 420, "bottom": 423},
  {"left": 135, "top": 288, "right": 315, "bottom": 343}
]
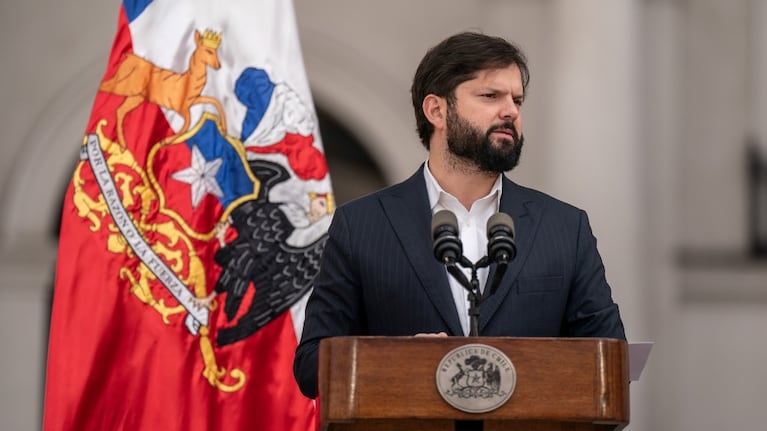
[{"left": 316, "top": 107, "right": 387, "bottom": 205}]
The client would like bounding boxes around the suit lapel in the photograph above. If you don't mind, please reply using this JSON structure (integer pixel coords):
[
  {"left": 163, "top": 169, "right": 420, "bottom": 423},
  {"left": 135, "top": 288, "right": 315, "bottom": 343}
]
[
  {"left": 378, "top": 166, "right": 464, "bottom": 336},
  {"left": 479, "top": 177, "right": 542, "bottom": 332}
]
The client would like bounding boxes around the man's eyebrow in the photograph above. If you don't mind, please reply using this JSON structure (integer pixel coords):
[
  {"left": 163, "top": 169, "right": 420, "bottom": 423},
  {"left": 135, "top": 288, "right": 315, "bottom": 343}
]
[
  {"left": 477, "top": 87, "right": 506, "bottom": 94},
  {"left": 479, "top": 87, "right": 525, "bottom": 100}
]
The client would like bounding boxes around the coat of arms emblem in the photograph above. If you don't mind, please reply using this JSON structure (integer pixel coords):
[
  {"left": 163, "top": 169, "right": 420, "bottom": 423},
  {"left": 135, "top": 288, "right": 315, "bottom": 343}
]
[{"left": 435, "top": 344, "right": 517, "bottom": 413}]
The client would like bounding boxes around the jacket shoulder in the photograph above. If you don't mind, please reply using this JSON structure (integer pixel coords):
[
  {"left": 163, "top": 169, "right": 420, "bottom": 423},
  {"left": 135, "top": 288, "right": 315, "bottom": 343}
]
[
  {"left": 505, "top": 179, "right": 585, "bottom": 216},
  {"left": 336, "top": 169, "right": 424, "bottom": 215}
]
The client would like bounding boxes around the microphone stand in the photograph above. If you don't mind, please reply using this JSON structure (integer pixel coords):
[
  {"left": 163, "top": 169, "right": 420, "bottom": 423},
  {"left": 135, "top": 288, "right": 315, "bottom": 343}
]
[
  {"left": 433, "top": 210, "right": 515, "bottom": 337},
  {"left": 445, "top": 256, "right": 490, "bottom": 337}
]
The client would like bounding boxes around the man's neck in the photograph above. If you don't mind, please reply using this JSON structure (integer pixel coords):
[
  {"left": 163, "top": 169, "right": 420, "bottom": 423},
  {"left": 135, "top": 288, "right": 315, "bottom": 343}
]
[{"left": 427, "top": 156, "right": 499, "bottom": 211}]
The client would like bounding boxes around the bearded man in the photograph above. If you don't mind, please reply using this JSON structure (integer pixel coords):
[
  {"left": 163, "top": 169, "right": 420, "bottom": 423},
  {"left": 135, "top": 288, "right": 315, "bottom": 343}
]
[{"left": 293, "top": 32, "right": 625, "bottom": 399}]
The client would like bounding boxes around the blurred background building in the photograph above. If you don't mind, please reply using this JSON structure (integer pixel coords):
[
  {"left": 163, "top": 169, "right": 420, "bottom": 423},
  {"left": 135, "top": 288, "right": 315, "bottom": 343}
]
[{"left": 1, "top": 0, "right": 766, "bottom": 429}]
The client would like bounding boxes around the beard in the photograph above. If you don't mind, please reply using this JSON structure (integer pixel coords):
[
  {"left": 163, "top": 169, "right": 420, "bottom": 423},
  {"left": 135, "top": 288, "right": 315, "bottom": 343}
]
[{"left": 445, "top": 107, "right": 524, "bottom": 174}]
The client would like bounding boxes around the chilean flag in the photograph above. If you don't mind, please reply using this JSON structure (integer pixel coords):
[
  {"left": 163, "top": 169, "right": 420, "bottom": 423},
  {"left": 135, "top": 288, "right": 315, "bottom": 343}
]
[{"left": 43, "top": 1, "right": 331, "bottom": 430}]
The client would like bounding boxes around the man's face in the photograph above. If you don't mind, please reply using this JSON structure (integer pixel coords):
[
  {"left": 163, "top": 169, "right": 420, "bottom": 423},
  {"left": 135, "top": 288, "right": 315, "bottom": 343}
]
[{"left": 445, "top": 65, "right": 525, "bottom": 173}]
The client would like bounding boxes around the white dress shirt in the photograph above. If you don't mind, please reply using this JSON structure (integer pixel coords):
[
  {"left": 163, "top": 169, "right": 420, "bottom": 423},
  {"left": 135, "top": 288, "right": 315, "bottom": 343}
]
[{"left": 423, "top": 162, "right": 502, "bottom": 336}]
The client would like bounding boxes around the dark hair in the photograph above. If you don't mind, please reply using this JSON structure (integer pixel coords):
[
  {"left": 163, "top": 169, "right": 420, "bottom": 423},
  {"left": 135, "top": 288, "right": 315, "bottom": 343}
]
[{"left": 410, "top": 32, "right": 530, "bottom": 149}]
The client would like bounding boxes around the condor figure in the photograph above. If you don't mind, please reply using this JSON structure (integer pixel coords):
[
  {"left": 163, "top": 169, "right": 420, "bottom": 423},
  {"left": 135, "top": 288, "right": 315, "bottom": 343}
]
[{"left": 197, "top": 159, "right": 331, "bottom": 346}]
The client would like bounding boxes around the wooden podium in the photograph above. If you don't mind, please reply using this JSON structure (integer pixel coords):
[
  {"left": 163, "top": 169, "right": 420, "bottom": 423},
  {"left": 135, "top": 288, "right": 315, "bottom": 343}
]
[{"left": 318, "top": 337, "right": 629, "bottom": 431}]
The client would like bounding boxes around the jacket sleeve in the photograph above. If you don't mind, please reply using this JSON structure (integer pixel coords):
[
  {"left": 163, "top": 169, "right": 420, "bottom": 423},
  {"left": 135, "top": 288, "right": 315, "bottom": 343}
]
[
  {"left": 563, "top": 210, "right": 626, "bottom": 340},
  {"left": 293, "top": 207, "right": 365, "bottom": 398}
]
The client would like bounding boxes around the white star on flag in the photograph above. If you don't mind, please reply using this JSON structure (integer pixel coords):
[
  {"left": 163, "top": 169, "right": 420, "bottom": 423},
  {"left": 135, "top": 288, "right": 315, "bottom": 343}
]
[{"left": 171, "top": 145, "right": 224, "bottom": 208}]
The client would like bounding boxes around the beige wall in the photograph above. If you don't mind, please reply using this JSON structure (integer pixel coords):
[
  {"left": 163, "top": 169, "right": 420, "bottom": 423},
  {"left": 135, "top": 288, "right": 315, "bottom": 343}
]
[{"left": 1, "top": 0, "right": 766, "bottom": 430}]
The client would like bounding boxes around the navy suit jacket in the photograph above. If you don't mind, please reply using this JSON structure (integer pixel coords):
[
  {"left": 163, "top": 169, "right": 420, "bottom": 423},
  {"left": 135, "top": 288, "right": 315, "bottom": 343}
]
[{"left": 294, "top": 166, "right": 625, "bottom": 398}]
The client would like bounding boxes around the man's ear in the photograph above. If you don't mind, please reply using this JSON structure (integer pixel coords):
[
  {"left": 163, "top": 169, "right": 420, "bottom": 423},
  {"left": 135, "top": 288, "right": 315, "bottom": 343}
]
[{"left": 422, "top": 94, "right": 447, "bottom": 131}]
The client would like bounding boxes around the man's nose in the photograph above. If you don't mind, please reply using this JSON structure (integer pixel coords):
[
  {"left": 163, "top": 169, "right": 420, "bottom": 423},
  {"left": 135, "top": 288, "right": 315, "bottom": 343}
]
[{"left": 500, "top": 97, "right": 520, "bottom": 120}]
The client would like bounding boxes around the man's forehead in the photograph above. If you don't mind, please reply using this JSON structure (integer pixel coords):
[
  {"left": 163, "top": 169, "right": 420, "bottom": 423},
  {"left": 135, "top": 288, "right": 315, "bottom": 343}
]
[{"left": 473, "top": 65, "right": 521, "bottom": 82}]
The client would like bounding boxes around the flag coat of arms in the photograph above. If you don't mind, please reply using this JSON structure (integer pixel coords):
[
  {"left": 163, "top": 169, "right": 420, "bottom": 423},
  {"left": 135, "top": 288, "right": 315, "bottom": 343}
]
[{"left": 44, "top": 1, "right": 332, "bottom": 429}]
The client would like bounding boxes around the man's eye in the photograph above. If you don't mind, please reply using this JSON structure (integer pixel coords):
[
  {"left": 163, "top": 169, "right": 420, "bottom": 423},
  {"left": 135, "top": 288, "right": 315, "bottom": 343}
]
[{"left": 482, "top": 93, "right": 496, "bottom": 98}]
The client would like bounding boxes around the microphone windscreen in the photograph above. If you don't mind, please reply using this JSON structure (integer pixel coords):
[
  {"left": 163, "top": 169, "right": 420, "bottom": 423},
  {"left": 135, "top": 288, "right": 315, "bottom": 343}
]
[
  {"left": 486, "top": 212, "right": 515, "bottom": 238},
  {"left": 432, "top": 209, "right": 459, "bottom": 238}
]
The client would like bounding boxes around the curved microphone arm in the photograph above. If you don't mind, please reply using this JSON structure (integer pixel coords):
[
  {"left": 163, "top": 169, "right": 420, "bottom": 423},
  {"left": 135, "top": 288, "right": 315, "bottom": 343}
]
[{"left": 444, "top": 260, "right": 471, "bottom": 289}]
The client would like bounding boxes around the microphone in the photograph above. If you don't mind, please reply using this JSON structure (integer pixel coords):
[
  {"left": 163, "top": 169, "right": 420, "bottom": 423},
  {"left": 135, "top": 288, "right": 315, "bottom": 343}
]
[
  {"left": 431, "top": 210, "right": 462, "bottom": 264},
  {"left": 431, "top": 210, "right": 472, "bottom": 291},
  {"left": 486, "top": 212, "right": 516, "bottom": 295}
]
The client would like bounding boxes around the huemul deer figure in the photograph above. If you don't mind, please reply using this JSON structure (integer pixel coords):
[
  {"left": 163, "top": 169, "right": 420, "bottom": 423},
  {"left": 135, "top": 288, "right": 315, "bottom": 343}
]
[{"left": 99, "top": 29, "right": 227, "bottom": 148}]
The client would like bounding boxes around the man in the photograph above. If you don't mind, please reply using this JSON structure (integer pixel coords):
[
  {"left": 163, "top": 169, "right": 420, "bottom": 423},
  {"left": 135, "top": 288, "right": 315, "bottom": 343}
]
[{"left": 294, "top": 32, "right": 625, "bottom": 399}]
